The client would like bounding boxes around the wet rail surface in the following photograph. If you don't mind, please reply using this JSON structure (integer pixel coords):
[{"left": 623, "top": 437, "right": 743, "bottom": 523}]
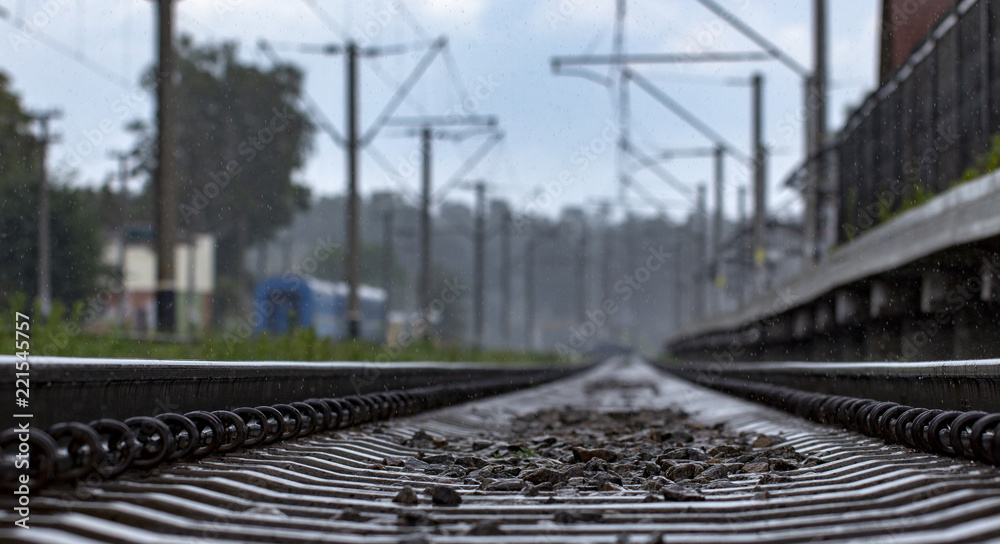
[{"left": 4, "top": 359, "right": 1000, "bottom": 543}]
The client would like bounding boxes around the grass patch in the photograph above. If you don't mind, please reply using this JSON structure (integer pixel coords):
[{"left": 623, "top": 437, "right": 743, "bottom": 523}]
[
  {"left": 493, "top": 447, "right": 536, "bottom": 459},
  {"left": 1, "top": 300, "right": 557, "bottom": 364}
]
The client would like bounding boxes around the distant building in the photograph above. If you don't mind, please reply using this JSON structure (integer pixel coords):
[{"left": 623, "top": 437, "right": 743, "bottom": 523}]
[
  {"left": 101, "top": 228, "right": 215, "bottom": 336},
  {"left": 880, "top": 0, "right": 958, "bottom": 84}
]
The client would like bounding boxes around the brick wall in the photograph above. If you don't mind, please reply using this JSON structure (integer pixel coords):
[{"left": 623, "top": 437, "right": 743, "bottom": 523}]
[{"left": 880, "top": 0, "right": 957, "bottom": 83}]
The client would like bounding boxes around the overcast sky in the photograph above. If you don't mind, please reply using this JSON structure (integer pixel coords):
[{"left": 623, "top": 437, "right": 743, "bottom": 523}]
[{"left": 1, "top": 0, "right": 879, "bottom": 223}]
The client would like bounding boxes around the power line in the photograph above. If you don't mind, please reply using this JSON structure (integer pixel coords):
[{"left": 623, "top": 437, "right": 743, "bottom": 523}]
[
  {"left": 262, "top": 34, "right": 454, "bottom": 338},
  {"left": 553, "top": 51, "right": 772, "bottom": 67},
  {"left": 623, "top": 68, "right": 751, "bottom": 165},
  {"left": 29, "top": 109, "right": 62, "bottom": 322},
  {"left": 298, "top": 0, "right": 350, "bottom": 40},
  {"left": 257, "top": 41, "right": 346, "bottom": 146},
  {"left": 363, "top": 143, "right": 423, "bottom": 205},
  {"left": 692, "top": 0, "right": 810, "bottom": 78},
  {"left": 0, "top": 8, "right": 131, "bottom": 89},
  {"left": 441, "top": 45, "right": 471, "bottom": 107},
  {"left": 396, "top": 1, "right": 430, "bottom": 41}
]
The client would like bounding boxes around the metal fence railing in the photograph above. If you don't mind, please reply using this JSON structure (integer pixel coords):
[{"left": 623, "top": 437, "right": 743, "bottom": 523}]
[{"left": 835, "top": 0, "right": 998, "bottom": 242}]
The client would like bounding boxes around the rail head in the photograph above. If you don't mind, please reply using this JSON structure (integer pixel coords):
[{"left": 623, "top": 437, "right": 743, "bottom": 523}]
[
  {"left": 1, "top": 356, "right": 587, "bottom": 428},
  {"left": 658, "top": 358, "right": 1000, "bottom": 412}
]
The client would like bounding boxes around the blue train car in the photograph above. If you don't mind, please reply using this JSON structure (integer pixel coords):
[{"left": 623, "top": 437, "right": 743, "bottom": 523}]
[{"left": 253, "top": 275, "right": 387, "bottom": 342}]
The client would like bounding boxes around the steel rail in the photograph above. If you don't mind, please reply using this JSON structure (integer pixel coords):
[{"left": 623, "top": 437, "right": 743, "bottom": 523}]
[
  {"left": 0, "top": 359, "right": 582, "bottom": 492},
  {"left": 6, "top": 360, "right": 1000, "bottom": 543},
  {"left": 660, "top": 359, "right": 1000, "bottom": 412},
  {"left": 0, "top": 357, "right": 577, "bottom": 428},
  {"left": 665, "top": 360, "right": 1000, "bottom": 467}
]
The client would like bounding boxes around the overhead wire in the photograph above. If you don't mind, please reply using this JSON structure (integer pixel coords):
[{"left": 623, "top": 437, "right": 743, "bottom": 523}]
[
  {"left": 298, "top": 0, "right": 350, "bottom": 40},
  {"left": 176, "top": 11, "right": 218, "bottom": 42},
  {"left": 0, "top": 7, "right": 132, "bottom": 89},
  {"left": 294, "top": 0, "right": 439, "bottom": 124},
  {"left": 394, "top": 2, "right": 485, "bottom": 187},
  {"left": 363, "top": 142, "right": 422, "bottom": 204},
  {"left": 121, "top": 0, "right": 131, "bottom": 80},
  {"left": 396, "top": 1, "right": 430, "bottom": 41},
  {"left": 257, "top": 40, "right": 347, "bottom": 146},
  {"left": 441, "top": 45, "right": 470, "bottom": 107},
  {"left": 288, "top": 0, "right": 497, "bottom": 241},
  {"left": 397, "top": 3, "right": 468, "bottom": 120},
  {"left": 76, "top": 0, "right": 83, "bottom": 54}
]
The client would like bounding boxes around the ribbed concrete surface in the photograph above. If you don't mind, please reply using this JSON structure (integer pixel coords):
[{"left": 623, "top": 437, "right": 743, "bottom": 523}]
[{"left": 3, "top": 358, "right": 1000, "bottom": 544}]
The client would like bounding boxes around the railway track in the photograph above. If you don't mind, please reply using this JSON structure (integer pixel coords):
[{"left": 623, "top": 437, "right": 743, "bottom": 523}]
[{"left": 3, "top": 357, "right": 1000, "bottom": 542}]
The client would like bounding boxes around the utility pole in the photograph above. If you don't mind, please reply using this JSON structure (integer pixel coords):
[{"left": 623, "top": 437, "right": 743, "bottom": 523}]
[
  {"left": 260, "top": 37, "right": 450, "bottom": 339},
  {"left": 153, "top": 0, "right": 178, "bottom": 333},
  {"left": 185, "top": 233, "right": 197, "bottom": 337},
  {"left": 691, "top": 0, "right": 820, "bottom": 271},
  {"left": 382, "top": 206, "right": 394, "bottom": 313},
  {"left": 383, "top": 116, "right": 500, "bottom": 338},
  {"left": 345, "top": 42, "right": 362, "bottom": 338},
  {"left": 473, "top": 181, "right": 486, "bottom": 349},
  {"left": 108, "top": 150, "right": 131, "bottom": 221},
  {"left": 751, "top": 73, "right": 768, "bottom": 292},
  {"left": 673, "top": 229, "right": 684, "bottom": 333},
  {"left": 613, "top": 0, "right": 629, "bottom": 202},
  {"left": 576, "top": 222, "right": 588, "bottom": 324},
  {"left": 554, "top": 20, "right": 764, "bottom": 209},
  {"left": 809, "top": 0, "right": 828, "bottom": 262},
  {"left": 520, "top": 223, "right": 558, "bottom": 350},
  {"left": 738, "top": 186, "right": 748, "bottom": 225},
  {"left": 621, "top": 213, "right": 638, "bottom": 339},
  {"left": 109, "top": 149, "right": 130, "bottom": 326},
  {"left": 738, "top": 186, "right": 749, "bottom": 305},
  {"left": 712, "top": 145, "right": 724, "bottom": 315},
  {"left": 523, "top": 232, "right": 535, "bottom": 350},
  {"left": 694, "top": 185, "right": 707, "bottom": 321},
  {"left": 418, "top": 127, "right": 432, "bottom": 337},
  {"left": 500, "top": 207, "right": 511, "bottom": 346},
  {"left": 600, "top": 202, "right": 612, "bottom": 303},
  {"left": 282, "top": 230, "right": 293, "bottom": 271},
  {"left": 31, "top": 110, "right": 61, "bottom": 322}
]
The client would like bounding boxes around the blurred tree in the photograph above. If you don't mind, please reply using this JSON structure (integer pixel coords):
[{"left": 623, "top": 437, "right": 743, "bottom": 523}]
[
  {"left": 0, "top": 71, "right": 103, "bottom": 310},
  {"left": 129, "top": 37, "right": 314, "bottom": 318}
]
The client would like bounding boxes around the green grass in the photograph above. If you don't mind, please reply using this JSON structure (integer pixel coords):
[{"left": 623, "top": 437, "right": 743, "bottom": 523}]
[
  {"left": 493, "top": 447, "right": 535, "bottom": 459},
  {"left": 844, "top": 134, "right": 1000, "bottom": 238},
  {"left": 960, "top": 134, "right": 1000, "bottom": 184},
  {"left": 2, "top": 299, "right": 557, "bottom": 364}
]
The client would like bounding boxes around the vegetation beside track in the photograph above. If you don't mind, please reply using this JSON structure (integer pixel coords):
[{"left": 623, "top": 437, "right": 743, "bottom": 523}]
[{"left": 3, "top": 300, "right": 558, "bottom": 364}]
